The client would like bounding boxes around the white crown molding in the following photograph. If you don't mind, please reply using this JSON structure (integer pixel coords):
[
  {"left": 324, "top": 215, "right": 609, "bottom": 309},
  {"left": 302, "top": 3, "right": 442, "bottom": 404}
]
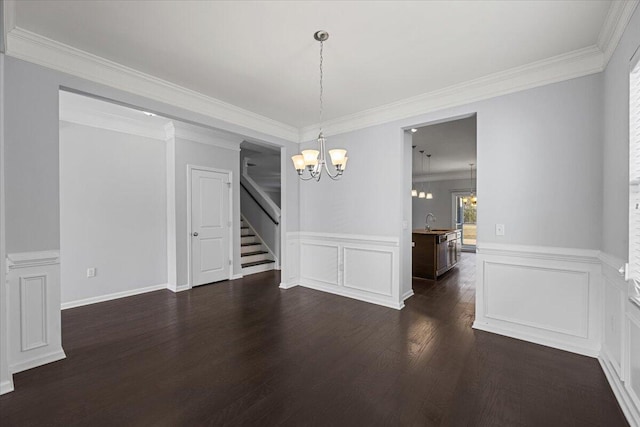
[
  {"left": 597, "top": 0, "right": 640, "bottom": 67},
  {"left": 300, "top": 45, "right": 605, "bottom": 141},
  {"left": 1, "top": 1, "right": 16, "bottom": 53},
  {"left": 5, "top": 27, "right": 299, "bottom": 143},
  {"left": 166, "top": 121, "right": 243, "bottom": 151}
]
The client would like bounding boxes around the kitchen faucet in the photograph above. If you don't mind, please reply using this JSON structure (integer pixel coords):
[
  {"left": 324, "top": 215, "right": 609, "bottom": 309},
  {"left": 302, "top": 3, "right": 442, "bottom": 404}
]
[{"left": 425, "top": 213, "right": 436, "bottom": 231}]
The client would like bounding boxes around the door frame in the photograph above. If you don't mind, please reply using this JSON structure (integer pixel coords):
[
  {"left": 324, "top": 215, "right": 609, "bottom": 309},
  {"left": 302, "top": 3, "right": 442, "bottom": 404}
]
[{"left": 186, "top": 164, "right": 234, "bottom": 288}]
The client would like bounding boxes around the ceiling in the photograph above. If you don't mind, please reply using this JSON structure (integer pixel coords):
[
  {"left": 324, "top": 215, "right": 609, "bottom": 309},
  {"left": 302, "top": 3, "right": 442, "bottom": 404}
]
[
  {"left": 412, "top": 116, "right": 476, "bottom": 179},
  {"left": 13, "top": 1, "right": 612, "bottom": 130}
]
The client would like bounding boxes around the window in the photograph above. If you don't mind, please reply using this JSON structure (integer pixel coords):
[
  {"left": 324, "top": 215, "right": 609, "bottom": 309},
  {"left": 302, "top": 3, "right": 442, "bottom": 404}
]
[{"left": 629, "top": 47, "right": 640, "bottom": 307}]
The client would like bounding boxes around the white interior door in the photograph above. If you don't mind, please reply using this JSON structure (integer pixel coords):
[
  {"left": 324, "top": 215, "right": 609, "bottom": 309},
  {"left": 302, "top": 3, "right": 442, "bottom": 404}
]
[{"left": 191, "top": 169, "right": 230, "bottom": 286}]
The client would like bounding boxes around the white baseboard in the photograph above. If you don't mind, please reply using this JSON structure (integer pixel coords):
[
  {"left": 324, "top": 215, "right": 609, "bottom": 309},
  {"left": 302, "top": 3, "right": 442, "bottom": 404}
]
[
  {"left": 599, "top": 353, "right": 640, "bottom": 427},
  {"left": 279, "top": 282, "right": 298, "bottom": 290},
  {"left": 10, "top": 348, "right": 66, "bottom": 374},
  {"left": 402, "top": 290, "right": 414, "bottom": 301},
  {"left": 298, "top": 281, "right": 404, "bottom": 310},
  {"left": 62, "top": 283, "right": 168, "bottom": 309},
  {"left": 231, "top": 273, "right": 243, "bottom": 280},
  {"left": 472, "top": 321, "right": 599, "bottom": 357},
  {"left": 167, "top": 283, "right": 190, "bottom": 293},
  {"left": 0, "top": 379, "right": 14, "bottom": 395}
]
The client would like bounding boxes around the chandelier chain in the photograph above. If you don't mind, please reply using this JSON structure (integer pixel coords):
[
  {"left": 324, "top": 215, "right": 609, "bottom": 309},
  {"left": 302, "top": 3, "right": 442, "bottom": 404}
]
[{"left": 319, "top": 40, "right": 324, "bottom": 133}]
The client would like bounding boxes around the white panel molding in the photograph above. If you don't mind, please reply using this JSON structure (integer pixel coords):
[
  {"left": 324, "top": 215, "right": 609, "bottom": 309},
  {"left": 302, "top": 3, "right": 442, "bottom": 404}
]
[
  {"left": 5, "top": 27, "right": 299, "bottom": 142},
  {"left": 1, "top": 1, "right": 16, "bottom": 53},
  {"left": 7, "top": 251, "right": 66, "bottom": 375},
  {"left": 61, "top": 283, "right": 169, "bottom": 310},
  {"left": 597, "top": 0, "right": 640, "bottom": 67},
  {"left": 600, "top": 353, "right": 640, "bottom": 427},
  {"left": 19, "top": 274, "right": 48, "bottom": 351},
  {"left": 474, "top": 244, "right": 602, "bottom": 357},
  {"left": 478, "top": 243, "right": 601, "bottom": 264},
  {"left": 288, "top": 232, "right": 402, "bottom": 310},
  {"left": 482, "top": 261, "right": 590, "bottom": 338},
  {"left": 626, "top": 313, "right": 640, "bottom": 419},
  {"left": 300, "top": 46, "right": 605, "bottom": 140}
]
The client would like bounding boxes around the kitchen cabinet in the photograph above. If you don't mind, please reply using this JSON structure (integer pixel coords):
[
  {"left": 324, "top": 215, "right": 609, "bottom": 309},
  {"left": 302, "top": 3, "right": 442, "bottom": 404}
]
[{"left": 412, "top": 229, "right": 461, "bottom": 280}]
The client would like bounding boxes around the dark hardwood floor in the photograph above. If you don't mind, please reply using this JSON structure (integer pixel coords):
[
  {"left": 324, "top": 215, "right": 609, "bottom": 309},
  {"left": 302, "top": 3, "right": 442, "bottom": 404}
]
[{"left": 0, "top": 254, "right": 627, "bottom": 426}]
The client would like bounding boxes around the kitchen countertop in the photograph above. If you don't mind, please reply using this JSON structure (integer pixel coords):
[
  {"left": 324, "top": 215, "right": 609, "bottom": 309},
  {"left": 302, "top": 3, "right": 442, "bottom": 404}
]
[{"left": 412, "top": 229, "right": 455, "bottom": 235}]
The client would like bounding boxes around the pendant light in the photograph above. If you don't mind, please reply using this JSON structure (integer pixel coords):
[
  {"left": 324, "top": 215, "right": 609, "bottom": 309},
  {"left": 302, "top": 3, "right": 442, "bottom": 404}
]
[
  {"left": 411, "top": 146, "right": 418, "bottom": 197},
  {"left": 418, "top": 151, "right": 426, "bottom": 198},
  {"left": 425, "top": 154, "right": 434, "bottom": 199},
  {"left": 462, "top": 163, "right": 477, "bottom": 207},
  {"left": 291, "top": 31, "right": 348, "bottom": 181}
]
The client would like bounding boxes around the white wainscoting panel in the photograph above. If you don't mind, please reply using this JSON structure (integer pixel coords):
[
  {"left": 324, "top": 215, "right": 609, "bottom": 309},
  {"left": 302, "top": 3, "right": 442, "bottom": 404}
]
[
  {"left": 300, "top": 243, "right": 339, "bottom": 286},
  {"left": 473, "top": 243, "right": 601, "bottom": 357},
  {"left": 627, "top": 306, "right": 640, "bottom": 421},
  {"left": 287, "top": 233, "right": 401, "bottom": 309},
  {"left": 484, "top": 262, "right": 589, "bottom": 338},
  {"left": 7, "top": 251, "right": 66, "bottom": 374},
  {"left": 599, "top": 252, "right": 640, "bottom": 427}
]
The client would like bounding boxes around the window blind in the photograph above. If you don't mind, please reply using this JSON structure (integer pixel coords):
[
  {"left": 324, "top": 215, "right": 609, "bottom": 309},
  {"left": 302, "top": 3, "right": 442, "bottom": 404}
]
[{"left": 630, "top": 49, "right": 640, "bottom": 306}]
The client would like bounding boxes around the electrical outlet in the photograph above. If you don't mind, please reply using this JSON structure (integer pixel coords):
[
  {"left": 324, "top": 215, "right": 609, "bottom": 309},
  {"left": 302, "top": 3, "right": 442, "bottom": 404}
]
[
  {"left": 87, "top": 267, "right": 96, "bottom": 278},
  {"left": 496, "top": 224, "right": 505, "bottom": 236}
]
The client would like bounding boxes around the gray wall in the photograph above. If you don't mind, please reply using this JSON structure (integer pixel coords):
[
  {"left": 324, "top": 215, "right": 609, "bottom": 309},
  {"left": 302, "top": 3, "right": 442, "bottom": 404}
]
[
  {"left": 302, "top": 73, "right": 603, "bottom": 250},
  {"left": 174, "top": 138, "right": 242, "bottom": 283},
  {"left": 3, "top": 55, "right": 299, "bottom": 255},
  {"left": 300, "top": 73, "right": 603, "bottom": 295},
  {"left": 412, "top": 179, "right": 470, "bottom": 230},
  {"left": 300, "top": 123, "right": 402, "bottom": 236},
  {"left": 0, "top": 53, "right": 11, "bottom": 392},
  {"left": 602, "top": 6, "right": 640, "bottom": 260},
  {"left": 60, "top": 122, "right": 167, "bottom": 304}
]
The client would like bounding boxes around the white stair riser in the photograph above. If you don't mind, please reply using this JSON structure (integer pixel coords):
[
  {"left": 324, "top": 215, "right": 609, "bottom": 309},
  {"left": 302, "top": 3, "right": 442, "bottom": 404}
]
[
  {"left": 242, "top": 262, "right": 275, "bottom": 276},
  {"left": 241, "top": 235, "right": 258, "bottom": 244},
  {"left": 241, "top": 244, "right": 263, "bottom": 254},
  {"left": 241, "top": 253, "right": 270, "bottom": 264}
]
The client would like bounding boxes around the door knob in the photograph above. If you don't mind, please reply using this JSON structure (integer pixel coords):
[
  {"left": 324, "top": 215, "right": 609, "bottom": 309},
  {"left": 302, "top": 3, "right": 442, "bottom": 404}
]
[{"left": 192, "top": 232, "right": 199, "bottom": 237}]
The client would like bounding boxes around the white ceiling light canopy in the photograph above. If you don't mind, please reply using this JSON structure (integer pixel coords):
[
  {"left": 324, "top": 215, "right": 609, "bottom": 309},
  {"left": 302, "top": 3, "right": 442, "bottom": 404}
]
[{"left": 292, "top": 31, "right": 348, "bottom": 182}]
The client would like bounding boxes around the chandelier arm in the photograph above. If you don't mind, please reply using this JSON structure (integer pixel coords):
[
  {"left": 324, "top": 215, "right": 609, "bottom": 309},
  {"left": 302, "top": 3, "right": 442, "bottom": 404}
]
[{"left": 322, "top": 162, "right": 343, "bottom": 180}]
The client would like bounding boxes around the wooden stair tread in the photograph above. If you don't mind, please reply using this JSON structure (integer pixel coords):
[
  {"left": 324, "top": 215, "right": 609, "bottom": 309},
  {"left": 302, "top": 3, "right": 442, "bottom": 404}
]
[
  {"left": 242, "top": 259, "right": 275, "bottom": 268},
  {"left": 241, "top": 242, "right": 261, "bottom": 247},
  {"left": 241, "top": 250, "right": 268, "bottom": 257}
]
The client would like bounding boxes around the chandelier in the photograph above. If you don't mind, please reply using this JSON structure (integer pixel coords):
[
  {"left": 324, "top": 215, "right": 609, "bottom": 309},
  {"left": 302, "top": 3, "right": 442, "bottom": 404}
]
[
  {"left": 462, "top": 163, "right": 477, "bottom": 207},
  {"left": 291, "top": 31, "right": 348, "bottom": 181}
]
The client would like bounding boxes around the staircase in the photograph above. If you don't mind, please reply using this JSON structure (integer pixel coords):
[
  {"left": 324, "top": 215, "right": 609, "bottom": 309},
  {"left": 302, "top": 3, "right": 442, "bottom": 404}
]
[{"left": 240, "top": 216, "right": 276, "bottom": 276}]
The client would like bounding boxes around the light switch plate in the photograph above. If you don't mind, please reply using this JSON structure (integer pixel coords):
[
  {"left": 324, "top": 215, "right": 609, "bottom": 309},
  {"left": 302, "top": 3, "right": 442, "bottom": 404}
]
[
  {"left": 496, "top": 224, "right": 505, "bottom": 236},
  {"left": 87, "top": 267, "right": 96, "bottom": 278}
]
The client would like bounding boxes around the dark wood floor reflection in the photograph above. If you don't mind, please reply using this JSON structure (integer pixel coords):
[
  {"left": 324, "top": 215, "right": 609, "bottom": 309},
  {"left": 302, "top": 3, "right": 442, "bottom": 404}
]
[{"left": 0, "top": 254, "right": 627, "bottom": 426}]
